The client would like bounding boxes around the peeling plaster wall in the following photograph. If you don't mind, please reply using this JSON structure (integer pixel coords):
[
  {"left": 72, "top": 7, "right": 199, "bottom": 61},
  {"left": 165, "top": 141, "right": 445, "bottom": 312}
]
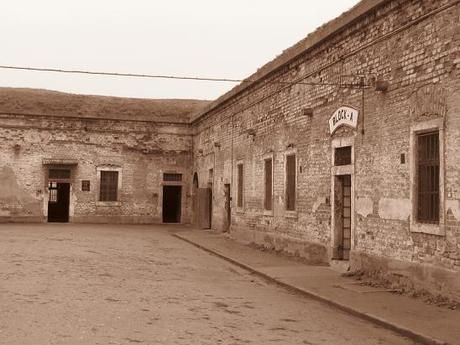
[
  {"left": 0, "top": 115, "right": 193, "bottom": 224},
  {"left": 447, "top": 200, "right": 460, "bottom": 221},
  {"left": 355, "top": 197, "right": 373, "bottom": 218},
  {"left": 0, "top": 0, "right": 458, "bottom": 299},
  {"left": 192, "top": 0, "right": 460, "bottom": 297},
  {"left": 0, "top": 166, "right": 43, "bottom": 221},
  {"left": 378, "top": 198, "right": 411, "bottom": 221}
]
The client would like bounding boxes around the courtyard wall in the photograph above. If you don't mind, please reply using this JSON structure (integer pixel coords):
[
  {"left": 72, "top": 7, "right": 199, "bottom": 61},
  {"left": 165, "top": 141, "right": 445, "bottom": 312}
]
[
  {"left": 0, "top": 90, "right": 207, "bottom": 224},
  {"left": 191, "top": 0, "right": 460, "bottom": 299}
]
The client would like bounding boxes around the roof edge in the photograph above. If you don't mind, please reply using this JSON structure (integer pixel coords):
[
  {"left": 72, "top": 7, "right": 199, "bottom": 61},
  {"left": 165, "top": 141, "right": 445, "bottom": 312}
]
[
  {"left": 0, "top": 87, "right": 211, "bottom": 124},
  {"left": 190, "top": 0, "right": 390, "bottom": 123}
]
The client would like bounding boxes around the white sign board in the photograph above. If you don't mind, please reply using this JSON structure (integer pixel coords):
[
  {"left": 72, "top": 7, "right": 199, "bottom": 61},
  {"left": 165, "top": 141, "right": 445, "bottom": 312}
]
[{"left": 329, "top": 106, "right": 359, "bottom": 134}]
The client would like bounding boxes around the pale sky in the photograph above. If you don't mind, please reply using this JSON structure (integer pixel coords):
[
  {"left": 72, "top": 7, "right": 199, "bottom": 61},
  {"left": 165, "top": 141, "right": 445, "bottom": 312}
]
[{"left": 0, "top": 0, "right": 360, "bottom": 100}]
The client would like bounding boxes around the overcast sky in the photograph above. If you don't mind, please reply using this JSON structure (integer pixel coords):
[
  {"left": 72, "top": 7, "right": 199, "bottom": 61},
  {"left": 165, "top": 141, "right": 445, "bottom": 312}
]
[{"left": 0, "top": 0, "right": 360, "bottom": 100}]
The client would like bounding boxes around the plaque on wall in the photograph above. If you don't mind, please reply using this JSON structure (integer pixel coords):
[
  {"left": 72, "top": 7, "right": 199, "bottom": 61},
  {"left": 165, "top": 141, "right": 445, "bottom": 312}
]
[{"left": 329, "top": 106, "right": 359, "bottom": 134}]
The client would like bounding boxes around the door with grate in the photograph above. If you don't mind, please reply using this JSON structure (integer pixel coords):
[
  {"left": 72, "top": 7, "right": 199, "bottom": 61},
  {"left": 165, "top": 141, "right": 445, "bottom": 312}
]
[{"left": 339, "top": 175, "right": 352, "bottom": 260}]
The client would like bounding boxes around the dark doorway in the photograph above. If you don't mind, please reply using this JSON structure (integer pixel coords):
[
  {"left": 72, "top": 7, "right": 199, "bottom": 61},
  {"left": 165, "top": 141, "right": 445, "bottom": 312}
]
[
  {"left": 224, "top": 184, "right": 231, "bottom": 232},
  {"left": 48, "top": 182, "right": 70, "bottom": 223},
  {"left": 208, "top": 169, "right": 213, "bottom": 228},
  {"left": 192, "top": 173, "right": 199, "bottom": 227},
  {"left": 207, "top": 183, "right": 213, "bottom": 228},
  {"left": 162, "top": 185, "right": 182, "bottom": 223}
]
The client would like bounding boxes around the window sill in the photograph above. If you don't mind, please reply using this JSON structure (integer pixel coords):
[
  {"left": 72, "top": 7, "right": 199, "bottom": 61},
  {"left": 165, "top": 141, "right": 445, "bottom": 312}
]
[
  {"left": 96, "top": 201, "right": 121, "bottom": 207},
  {"left": 410, "top": 221, "right": 445, "bottom": 236},
  {"left": 263, "top": 210, "right": 274, "bottom": 217},
  {"left": 284, "top": 210, "right": 298, "bottom": 219}
]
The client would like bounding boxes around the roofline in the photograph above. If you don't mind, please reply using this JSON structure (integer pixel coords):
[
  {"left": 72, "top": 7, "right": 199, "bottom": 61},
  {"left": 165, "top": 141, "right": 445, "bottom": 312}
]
[
  {"left": 0, "top": 111, "right": 192, "bottom": 126},
  {"left": 0, "top": 87, "right": 211, "bottom": 124},
  {"left": 190, "top": 0, "right": 391, "bottom": 124}
]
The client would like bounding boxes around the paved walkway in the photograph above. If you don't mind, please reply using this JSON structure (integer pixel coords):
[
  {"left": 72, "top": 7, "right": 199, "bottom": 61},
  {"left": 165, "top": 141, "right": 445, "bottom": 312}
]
[{"left": 173, "top": 229, "right": 460, "bottom": 345}]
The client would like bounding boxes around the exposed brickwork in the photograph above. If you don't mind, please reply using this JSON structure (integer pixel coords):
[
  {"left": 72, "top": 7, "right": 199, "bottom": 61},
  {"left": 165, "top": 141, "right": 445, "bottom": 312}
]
[
  {"left": 192, "top": 0, "right": 460, "bottom": 298},
  {"left": 0, "top": 0, "right": 458, "bottom": 299},
  {"left": 0, "top": 108, "right": 197, "bottom": 224}
]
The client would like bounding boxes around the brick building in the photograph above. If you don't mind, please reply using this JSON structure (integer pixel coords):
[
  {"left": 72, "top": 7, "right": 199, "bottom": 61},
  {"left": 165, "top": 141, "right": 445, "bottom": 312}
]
[
  {"left": 0, "top": 88, "right": 209, "bottom": 224},
  {"left": 0, "top": 0, "right": 459, "bottom": 299},
  {"left": 191, "top": 0, "right": 460, "bottom": 299}
]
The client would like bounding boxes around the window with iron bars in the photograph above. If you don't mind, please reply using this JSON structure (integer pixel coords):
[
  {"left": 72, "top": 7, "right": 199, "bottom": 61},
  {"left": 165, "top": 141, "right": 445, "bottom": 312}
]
[
  {"left": 417, "top": 131, "right": 440, "bottom": 224},
  {"left": 335, "top": 146, "right": 352, "bottom": 166},
  {"left": 100, "top": 171, "right": 119, "bottom": 202},
  {"left": 163, "top": 173, "right": 182, "bottom": 182},
  {"left": 286, "top": 154, "right": 296, "bottom": 211},
  {"left": 264, "top": 158, "right": 273, "bottom": 211},
  {"left": 237, "top": 164, "right": 244, "bottom": 208},
  {"left": 82, "top": 180, "right": 90, "bottom": 192},
  {"left": 48, "top": 182, "right": 58, "bottom": 203},
  {"left": 49, "top": 169, "right": 71, "bottom": 179}
]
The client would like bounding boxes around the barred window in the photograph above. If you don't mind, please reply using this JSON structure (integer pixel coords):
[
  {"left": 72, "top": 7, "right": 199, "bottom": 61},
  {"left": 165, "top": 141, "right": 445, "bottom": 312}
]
[
  {"left": 417, "top": 131, "right": 440, "bottom": 223},
  {"left": 335, "top": 146, "right": 352, "bottom": 166},
  {"left": 264, "top": 158, "right": 273, "bottom": 211},
  {"left": 237, "top": 164, "right": 244, "bottom": 208},
  {"left": 48, "top": 182, "right": 58, "bottom": 203},
  {"left": 100, "top": 171, "right": 119, "bottom": 201},
  {"left": 163, "top": 173, "right": 182, "bottom": 182},
  {"left": 82, "top": 180, "right": 90, "bottom": 192},
  {"left": 286, "top": 154, "right": 296, "bottom": 211},
  {"left": 49, "top": 169, "right": 71, "bottom": 179}
]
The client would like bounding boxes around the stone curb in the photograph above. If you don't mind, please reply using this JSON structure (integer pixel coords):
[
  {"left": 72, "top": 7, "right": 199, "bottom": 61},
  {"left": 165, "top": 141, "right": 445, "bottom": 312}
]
[{"left": 172, "top": 233, "right": 448, "bottom": 345}]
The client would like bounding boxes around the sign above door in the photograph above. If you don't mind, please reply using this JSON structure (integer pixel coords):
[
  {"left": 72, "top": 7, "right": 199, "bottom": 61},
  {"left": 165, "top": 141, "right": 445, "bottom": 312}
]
[{"left": 329, "top": 106, "right": 359, "bottom": 134}]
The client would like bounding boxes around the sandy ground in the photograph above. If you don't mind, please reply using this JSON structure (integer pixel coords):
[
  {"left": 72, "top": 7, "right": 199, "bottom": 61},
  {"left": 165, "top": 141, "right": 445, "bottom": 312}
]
[{"left": 0, "top": 224, "right": 417, "bottom": 345}]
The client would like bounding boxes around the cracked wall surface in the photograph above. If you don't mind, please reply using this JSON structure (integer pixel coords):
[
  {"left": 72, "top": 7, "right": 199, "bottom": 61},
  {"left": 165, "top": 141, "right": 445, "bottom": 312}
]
[
  {"left": 0, "top": 0, "right": 458, "bottom": 299},
  {"left": 0, "top": 111, "right": 195, "bottom": 224},
  {"left": 191, "top": 0, "right": 460, "bottom": 298}
]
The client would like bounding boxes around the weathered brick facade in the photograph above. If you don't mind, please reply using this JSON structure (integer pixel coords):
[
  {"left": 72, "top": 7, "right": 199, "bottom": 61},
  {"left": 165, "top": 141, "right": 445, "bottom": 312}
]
[
  {"left": 191, "top": 0, "right": 460, "bottom": 299},
  {"left": 0, "top": 89, "right": 209, "bottom": 224},
  {"left": 0, "top": 0, "right": 459, "bottom": 300}
]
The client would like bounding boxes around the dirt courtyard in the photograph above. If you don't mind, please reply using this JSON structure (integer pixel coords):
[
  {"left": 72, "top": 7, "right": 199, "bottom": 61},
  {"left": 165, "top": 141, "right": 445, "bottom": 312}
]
[{"left": 0, "top": 224, "right": 416, "bottom": 345}]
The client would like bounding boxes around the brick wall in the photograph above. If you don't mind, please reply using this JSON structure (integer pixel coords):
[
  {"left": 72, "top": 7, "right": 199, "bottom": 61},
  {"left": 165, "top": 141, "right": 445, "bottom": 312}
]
[
  {"left": 0, "top": 114, "right": 193, "bottom": 224},
  {"left": 0, "top": 0, "right": 458, "bottom": 299},
  {"left": 192, "top": 0, "right": 460, "bottom": 298}
]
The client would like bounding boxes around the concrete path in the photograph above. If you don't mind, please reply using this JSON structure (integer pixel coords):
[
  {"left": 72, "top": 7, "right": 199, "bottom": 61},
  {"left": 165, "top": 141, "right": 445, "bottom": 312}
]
[
  {"left": 173, "top": 229, "right": 460, "bottom": 345},
  {"left": 0, "top": 223, "right": 419, "bottom": 345}
]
